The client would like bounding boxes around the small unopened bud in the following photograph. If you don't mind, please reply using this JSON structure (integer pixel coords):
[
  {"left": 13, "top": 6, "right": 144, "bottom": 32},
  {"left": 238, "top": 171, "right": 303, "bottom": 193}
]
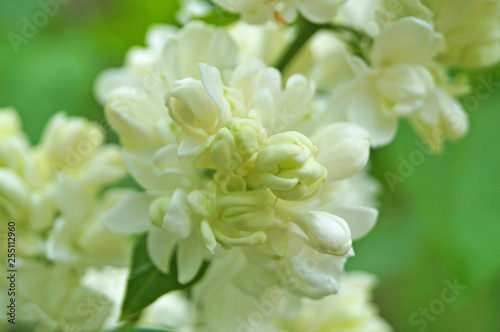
[
  {"left": 166, "top": 78, "right": 221, "bottom": 139},
  {"left": 210, "top": 118, "right": 267, "bottom": 170},
  {"left": 148, "top": 195, "right": 171, "bottom": 228},
  {"left": 218, "top": 191, "right": 274, "bottom": 232},
  {"left": 296, "top": 211, "right": 352, "bottom": 256},
  {"left": 256, "top": 131, "right": 327, "bottom": 201}
]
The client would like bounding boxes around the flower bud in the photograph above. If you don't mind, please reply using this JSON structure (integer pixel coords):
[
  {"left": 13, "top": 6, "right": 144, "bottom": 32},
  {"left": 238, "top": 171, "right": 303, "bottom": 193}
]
[
  {"left": 256, "top": 131, "right": 327, "bottom": 201},
  {"left": 210, "top": 118, "right": 267, "bottom": 170},
  {"left": 375, "top": 64, "right": 434, "bottom": 115},
  {"left": 106, "top": 87, "right": 174, "bottom": 150},
  {"left": 38, "top": 113, "right": 104, "bottom": 171},
  {"left": 218, "top": 191, "right": 274, "bottom": 232},
  {"left": 0, "top": 108, "right": 23, "bottom": 141},
  {"left": 213, "top": 171, "right": 247, "bottom": 193},
  {"left": 410, "top": 88, "right": 469, "bottom": 153},
  {"left": 0, "top": 169, "right": 29, "bottom": 222},
  {"left": 166, "top": 78, "right": 221, "bottom": 139},
  {"left": 148, "top": 195, "right": 171, "bottom": 228},
  {"left": 295, "top": 211, "right": 352, "bottom": 256}
]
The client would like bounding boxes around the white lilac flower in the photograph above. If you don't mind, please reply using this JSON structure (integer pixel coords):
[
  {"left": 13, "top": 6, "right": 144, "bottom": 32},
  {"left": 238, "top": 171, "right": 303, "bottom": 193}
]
[
  {"left": 190, "top": 270, "right": 391, "bottom": 332},
  {"left": 279, "top": 271, "right": 393, "bottom": 332},
  {"left": 0, "top": 110, "right": 55, "bottom": 257},
  {"left": 81, "top": 267, "right": 129, "bottom": 330},
  {"left": 0, "top": 109, "right": 130, "bottom": 331},
  {"left": 101, "top": 22, "right": 376, "bottom": 295},
  {"left": 423, "top": 0, "right": 500, "bottom": 69},
  {"left": 336, "top": 0, "right": 432, "bottom": 35},
  {"left": 139, "top": 291, "right": 196, "bottom": 331},
  {"left": 233, "top": 168, "right": 378, "bottom": 299},
  {"left": 327, "top": 17, "right": 467, "bottom": 149},
  {"left": 47, "top": 176, "right": 133, "bottom": 267},
  {"left": 211, "top": 0, "right": 347, "bottom": 25},
  {"left": 17, "top": 262, "right": 113, "bottom": 332},
  {"left": 229, "top": 21, "right": 295, "bottom": 65},
  {"left": 1, "top": 110, "right": 128, "bottom": 248}
]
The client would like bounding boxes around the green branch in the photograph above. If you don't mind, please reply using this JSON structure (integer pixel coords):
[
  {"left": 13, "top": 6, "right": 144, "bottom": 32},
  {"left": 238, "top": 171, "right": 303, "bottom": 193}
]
[
  {"left": 275, "top": 18, "right": 322, "bottom": 72},
  {"left": 275, "top": 18, "right": 372, "bottom": 72}
]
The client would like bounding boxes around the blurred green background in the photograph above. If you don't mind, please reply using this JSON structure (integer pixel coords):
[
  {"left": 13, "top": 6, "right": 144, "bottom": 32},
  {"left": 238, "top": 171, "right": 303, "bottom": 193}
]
[{"left": 1, "top": 1, "right": 499, "bottom": 331}]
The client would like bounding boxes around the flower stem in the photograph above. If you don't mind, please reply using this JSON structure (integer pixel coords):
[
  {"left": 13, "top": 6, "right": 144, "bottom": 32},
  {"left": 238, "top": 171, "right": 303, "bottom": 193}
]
[
  {"left": 275, "top": 18, "right": 372, "bottom": 72},
  {"left": 275, "top": 18, "right": 321, "bottom": 72}
]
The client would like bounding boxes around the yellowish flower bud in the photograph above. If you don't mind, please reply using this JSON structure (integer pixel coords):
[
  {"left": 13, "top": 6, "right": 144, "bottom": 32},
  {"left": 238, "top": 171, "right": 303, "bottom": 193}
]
[
  {"left": 0, "top": 169, "right": 29, "bottom": 221},
  {"left": 166, "top": 78, "right": 221, "bottom": 139},
  {"left": 148, "top": 195, "right": 171, "bottom": 228},
  {"left": 256, "top": 132, "right": 327, "bottom": 201},
  {"left": 210, "top": 118, "right": 267, "bottom": 170},
  {"left": 218, "top": 191, "right": 275, "bottom": 232},
  {"left": 213, "top": 171, "right": 247, "bottom": 193},
  {"left": 296, "top": 211, "right": 352, "bottom": 256},
  {"left": 38, "top": 113, "right": 104, "bottom": 171},
  {"left": 0, "top": 108, "right": 23, "bottom": 141}
]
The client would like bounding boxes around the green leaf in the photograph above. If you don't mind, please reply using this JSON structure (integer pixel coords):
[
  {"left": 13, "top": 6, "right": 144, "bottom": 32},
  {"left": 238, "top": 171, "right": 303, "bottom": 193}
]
[{"left": 120, "top": 234, "right": 209, "bottom": 320}]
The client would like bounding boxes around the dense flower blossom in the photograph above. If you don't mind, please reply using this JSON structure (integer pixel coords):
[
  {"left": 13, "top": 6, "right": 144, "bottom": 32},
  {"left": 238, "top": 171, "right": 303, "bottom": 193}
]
[
  {"left": 423, "top": 0, "right": 500, "bottom": 69},
  {"left": 0, "top": 109, "right": 131, "bottom": 331},
  {"left": 100, "top": 22, "right": 374, "bottom": 296},
  {"left": 325, "top": 18, "right": 468, "bottom": 150},
  {"left": 3, "top": 0, "right": 495, "bottom": 330},
  {"left": 139, "top": 271, "right": 391, "bottom": 331}
]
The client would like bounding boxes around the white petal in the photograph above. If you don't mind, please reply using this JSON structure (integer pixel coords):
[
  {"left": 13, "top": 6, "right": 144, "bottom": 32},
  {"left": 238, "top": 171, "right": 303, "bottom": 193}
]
[
  {"left": 178, "top": 136, "right": 204, "bottom": 157},
  {"left": 207, "top": 29, "right": 238, "bottom": 72},
  {"left": 288, "top": 248, "right": 346, "bottom": 298},
  {"left": 163, "top": 188, "right": 192, "bottom": 238},
  {"left": 122, "top": 149, "right": 185, "bottom": 191},
  {"left": 94, "top": 69, "right": 142, "bottom": 105},
  {"left": 102, "top": 192, "right": 157, "bottom": 234},
  {"left": 312, "top": 122, "right": 369, "bottom": 146},
  {"left": 199, "top": 63, "right": 231, "bottom": 127},
  {"left": 335, "top": 78, "right": 398, "bottom": 146},
  {"left": 177, "top": 232, "right": 205, "bottom": 283},
  {"left": 200, "top": 220, "right": 217, "bottom": 254},
  {"left": 148, "top": 227, "right": 177, "bottom": 273},
  {"left": 176, "top": 22, "right": 213, "bottom": 80},
  {"left": 325, "top": 138, "right": 370, "bottom": 182},
  {"left": 296, "top": 211, "right": 352, "bottom": 255},
  {"left": 372, "top": 17, "right": 443, "bottom": 67},
  {"left": 297, "top": 0, "right": 343, "bottom": 24},
  {"left": 331, "top": 206, "right": 378, "bottom": 240}
]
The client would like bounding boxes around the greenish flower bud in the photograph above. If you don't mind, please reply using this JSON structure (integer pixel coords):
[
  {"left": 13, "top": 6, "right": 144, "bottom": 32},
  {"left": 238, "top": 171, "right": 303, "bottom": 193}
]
[
  {"left": 256, "top": 131, "right": 327, "bottom": 201},
  {"left": 210, "top": 118, "right": 267, "bottom": 171},
  {"left": 218, "top": 191, "right": 274, "bottom": 232},
  {"left": 0, "top": 169, "right": 29, "bottom": 222},
  {"left": 213, "top": 171, "right": 247, "bottom": 193},
  {"left": 187, "top": 188, "right": 217, "bottom": 217},
  {"left": 148, "top": 195, "right": 171, "bottom": 228},
  {"left": 295, "top": 211, "right": 352, "bottom": 256},
  {"left": 166, "top": 78, "right": 221, "bottom": 139},
  {"left": 38, "top": 113, "right": 104, "bottom": 171}
]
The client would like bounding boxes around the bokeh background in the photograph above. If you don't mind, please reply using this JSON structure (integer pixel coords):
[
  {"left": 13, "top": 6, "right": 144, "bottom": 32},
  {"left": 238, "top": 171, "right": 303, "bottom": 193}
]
[{"left": 1, "top": 1, "right": 499, "bottom": 331}]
